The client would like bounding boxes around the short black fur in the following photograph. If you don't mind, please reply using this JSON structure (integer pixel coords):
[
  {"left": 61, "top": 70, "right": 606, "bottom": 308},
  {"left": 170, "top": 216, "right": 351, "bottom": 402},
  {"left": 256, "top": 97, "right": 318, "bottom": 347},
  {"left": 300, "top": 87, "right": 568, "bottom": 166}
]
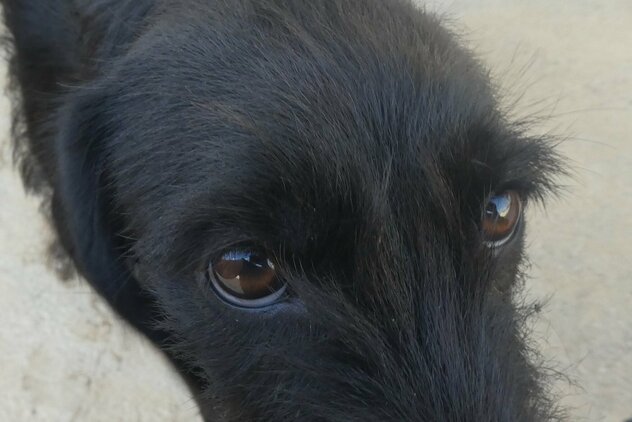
[{"left": 1, "top": 0, "right": 564, "bottom": 420}]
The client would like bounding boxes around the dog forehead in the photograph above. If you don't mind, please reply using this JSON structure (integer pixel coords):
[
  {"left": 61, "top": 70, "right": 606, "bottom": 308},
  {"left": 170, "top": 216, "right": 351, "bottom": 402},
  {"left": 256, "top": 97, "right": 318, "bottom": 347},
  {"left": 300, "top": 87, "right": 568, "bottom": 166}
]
[
  {"left": 105, "top": 0, "right": 508, "bottom": 241},
  {"left": 106, "top": 48, "right": 501, "bottom": 238},
  {"left": 109, "top": 0, "right": 499, "bottom": 168}
]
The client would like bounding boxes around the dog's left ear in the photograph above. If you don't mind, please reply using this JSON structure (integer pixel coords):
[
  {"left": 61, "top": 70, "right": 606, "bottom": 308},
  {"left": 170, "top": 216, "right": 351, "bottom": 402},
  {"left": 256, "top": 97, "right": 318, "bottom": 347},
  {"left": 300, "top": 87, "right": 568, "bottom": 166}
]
[{"left": 52, "top": 87, "right": 160, "bottom": 337}]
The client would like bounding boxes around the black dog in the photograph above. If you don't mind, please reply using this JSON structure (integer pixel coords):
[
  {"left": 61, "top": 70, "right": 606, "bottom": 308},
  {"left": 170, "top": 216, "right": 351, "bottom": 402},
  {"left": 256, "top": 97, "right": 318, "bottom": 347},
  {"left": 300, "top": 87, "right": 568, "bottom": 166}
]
[{"left": 2, "top": 0, "right": 563, "bottom": 420}]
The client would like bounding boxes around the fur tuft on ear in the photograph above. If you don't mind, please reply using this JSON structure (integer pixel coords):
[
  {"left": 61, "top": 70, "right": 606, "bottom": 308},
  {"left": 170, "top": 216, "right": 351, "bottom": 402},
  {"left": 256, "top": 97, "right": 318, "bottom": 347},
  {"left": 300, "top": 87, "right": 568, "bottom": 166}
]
[{"left": 52, "top": 88, "right": 166, "bottom": 341}]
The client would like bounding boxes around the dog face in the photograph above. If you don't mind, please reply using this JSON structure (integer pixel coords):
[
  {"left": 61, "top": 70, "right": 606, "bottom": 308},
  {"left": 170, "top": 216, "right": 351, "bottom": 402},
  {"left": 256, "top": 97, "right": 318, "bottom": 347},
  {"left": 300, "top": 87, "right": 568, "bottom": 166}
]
[{"left": 53, "top": 1, "right": 561, "bottom": 420}]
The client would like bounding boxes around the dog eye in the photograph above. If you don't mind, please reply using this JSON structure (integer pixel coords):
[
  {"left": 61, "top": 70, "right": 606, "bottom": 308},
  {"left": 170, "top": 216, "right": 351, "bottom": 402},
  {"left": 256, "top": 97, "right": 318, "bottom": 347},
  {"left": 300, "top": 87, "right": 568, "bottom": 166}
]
[
  {"left": 482, "top": 190, "right": 522, "bottom": 247},
  {"left": 208, "top": 249, "right": 286, "bottom": 308}
]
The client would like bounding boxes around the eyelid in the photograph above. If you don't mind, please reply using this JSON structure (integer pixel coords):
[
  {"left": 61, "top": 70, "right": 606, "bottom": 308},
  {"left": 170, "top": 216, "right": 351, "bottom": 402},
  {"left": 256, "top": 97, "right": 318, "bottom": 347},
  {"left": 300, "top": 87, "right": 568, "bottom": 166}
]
[{"left": 209, "top": 269, "right": 288, "bottom": 309}]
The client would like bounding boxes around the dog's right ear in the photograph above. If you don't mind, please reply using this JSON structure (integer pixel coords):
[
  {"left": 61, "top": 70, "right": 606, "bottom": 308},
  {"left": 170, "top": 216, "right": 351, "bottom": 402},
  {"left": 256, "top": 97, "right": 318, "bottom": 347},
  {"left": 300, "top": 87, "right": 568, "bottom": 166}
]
[
  {"left": 52, "top": 87, "right": 209, "bottom": 399},
  {"left": 52, "top": 87, "right": 160, "bottom": 336}
]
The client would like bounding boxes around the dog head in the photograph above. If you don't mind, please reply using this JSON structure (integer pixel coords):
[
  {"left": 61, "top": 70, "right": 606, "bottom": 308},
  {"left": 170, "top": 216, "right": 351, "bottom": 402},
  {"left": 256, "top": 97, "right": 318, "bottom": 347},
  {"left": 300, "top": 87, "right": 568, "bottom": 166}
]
[{"left": 54, "top": 1, "right": 562, "bottom": 420}]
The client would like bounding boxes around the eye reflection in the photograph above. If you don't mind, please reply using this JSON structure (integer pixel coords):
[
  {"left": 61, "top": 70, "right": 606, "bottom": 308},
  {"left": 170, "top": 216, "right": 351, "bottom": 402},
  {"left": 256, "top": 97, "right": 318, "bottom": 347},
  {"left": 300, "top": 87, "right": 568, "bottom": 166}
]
[{"left": 489, "top": 195, "right": 512, "bottom": 218}]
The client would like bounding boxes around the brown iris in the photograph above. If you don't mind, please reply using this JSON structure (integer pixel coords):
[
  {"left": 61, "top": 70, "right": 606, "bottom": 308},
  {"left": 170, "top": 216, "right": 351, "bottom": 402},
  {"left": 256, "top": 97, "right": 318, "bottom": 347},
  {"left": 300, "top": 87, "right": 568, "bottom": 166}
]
[
  {"left": 210, "top": 249, "right": 285, "bottom": 307},
  {"left": 482, "top": 190, "right": 522, "bottom": 246}
]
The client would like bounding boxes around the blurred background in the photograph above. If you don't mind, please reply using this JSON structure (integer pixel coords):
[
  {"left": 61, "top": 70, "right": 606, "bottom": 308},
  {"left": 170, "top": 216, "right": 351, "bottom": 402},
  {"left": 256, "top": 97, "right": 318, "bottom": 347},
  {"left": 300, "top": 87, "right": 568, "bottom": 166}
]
[{"left": 0, "top": 1, "right": 630, "bottom": 420}]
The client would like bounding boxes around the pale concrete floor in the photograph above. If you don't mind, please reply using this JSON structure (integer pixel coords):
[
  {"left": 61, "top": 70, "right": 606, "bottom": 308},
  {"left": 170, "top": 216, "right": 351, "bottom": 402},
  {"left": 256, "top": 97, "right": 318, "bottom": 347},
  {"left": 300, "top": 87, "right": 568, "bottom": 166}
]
[{"left": 0, "top": 1, "right": 630, "bottom": 421}]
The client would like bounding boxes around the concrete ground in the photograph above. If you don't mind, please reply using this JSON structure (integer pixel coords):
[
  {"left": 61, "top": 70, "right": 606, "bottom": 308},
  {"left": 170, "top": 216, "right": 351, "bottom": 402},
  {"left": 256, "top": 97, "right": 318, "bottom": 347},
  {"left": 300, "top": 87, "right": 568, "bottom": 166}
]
[{"left": 0, "top": 1, "right": 630, "bottom": 421}]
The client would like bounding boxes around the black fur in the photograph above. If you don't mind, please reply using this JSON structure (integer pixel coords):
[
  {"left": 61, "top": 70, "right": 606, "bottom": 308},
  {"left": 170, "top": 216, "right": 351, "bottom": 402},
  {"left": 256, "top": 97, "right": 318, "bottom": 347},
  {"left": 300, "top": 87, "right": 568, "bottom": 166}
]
[{"left": 1, "top": 0, "right": 564, "bottom": 420}]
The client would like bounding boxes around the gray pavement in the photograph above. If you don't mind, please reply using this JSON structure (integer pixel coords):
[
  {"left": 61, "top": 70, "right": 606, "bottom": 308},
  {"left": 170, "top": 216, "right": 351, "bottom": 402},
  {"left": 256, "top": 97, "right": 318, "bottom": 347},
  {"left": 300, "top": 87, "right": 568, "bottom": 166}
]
[{"left": 1, "top": 1, "right": 630, "bottom": 420}]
